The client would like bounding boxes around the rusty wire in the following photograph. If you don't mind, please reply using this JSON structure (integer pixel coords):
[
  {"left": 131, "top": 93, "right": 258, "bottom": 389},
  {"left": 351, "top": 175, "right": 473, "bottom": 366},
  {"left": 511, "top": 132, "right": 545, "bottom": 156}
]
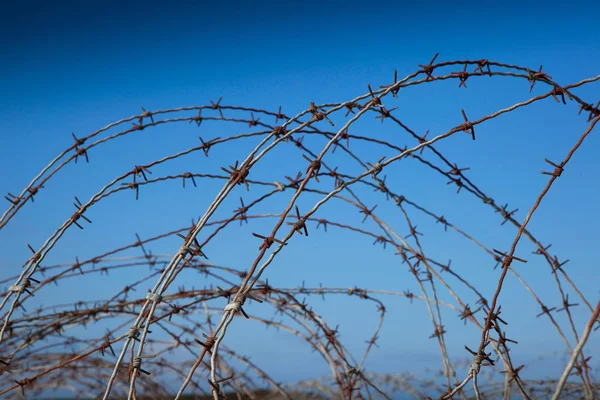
[{"left": 1, "top": 56, "right": 599, "bottom": 399}]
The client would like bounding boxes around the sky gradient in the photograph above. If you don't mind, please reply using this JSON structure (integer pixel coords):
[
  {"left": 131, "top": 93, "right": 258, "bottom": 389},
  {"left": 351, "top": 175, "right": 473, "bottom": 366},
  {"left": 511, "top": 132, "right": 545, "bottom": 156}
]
[{"left": 1, "top": 0, "right": 599, "bottom": 396}]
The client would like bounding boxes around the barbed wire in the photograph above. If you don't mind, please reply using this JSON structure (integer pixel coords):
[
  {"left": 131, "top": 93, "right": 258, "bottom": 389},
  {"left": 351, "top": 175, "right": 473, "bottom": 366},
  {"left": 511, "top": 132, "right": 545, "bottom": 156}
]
[{"left": 0, "top": 55, "right": 599, "bottom": 399}]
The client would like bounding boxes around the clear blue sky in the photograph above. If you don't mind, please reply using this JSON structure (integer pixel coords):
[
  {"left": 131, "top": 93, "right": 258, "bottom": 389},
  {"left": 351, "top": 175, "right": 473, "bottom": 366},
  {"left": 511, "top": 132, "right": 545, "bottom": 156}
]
[{"left": 1, "top": 0, "right": 599, "bottom": 394}]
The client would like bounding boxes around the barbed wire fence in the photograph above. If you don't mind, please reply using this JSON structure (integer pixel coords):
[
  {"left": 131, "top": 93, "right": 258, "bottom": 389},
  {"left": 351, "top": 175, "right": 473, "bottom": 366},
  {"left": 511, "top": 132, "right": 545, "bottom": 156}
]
[{"left": 1, "top": 55, "right": 599, "bottom": 399}]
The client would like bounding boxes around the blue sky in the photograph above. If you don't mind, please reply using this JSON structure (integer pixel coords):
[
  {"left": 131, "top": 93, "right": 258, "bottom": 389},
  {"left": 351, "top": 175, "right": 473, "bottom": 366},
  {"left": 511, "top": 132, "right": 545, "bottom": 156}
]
[{"left": 1, "top": 0, "right": 599, "bottom": 395}]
